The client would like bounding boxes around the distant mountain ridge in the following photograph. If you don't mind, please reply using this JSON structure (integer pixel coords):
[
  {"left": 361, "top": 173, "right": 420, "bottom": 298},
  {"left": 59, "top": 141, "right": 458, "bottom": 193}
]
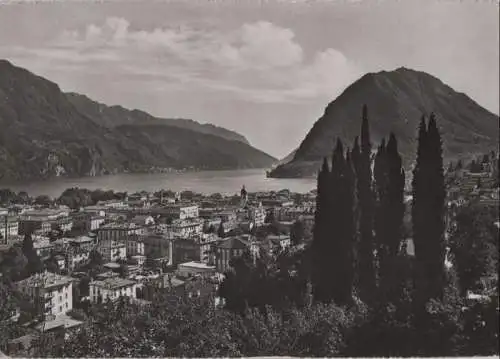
[
  {"left": 270, "top": 67, "right": 499, "bottom": 178},
  {"left": 66, "top": 93, "right": 250, "bottom": 144},
  {"left": 0, "top": 59, "right": 275, "bottom": 181}
]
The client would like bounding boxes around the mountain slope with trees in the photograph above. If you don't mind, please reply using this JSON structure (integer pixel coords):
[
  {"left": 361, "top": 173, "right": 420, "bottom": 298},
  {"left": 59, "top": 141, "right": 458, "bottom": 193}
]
[
  {"left": 0, "top": 59, "right": 275, "bottom": 180},
  {"left": 66, "top": 93, "right": 250, "bottom": 144},
  {"left": 270, "top": 67, "right": 499, "bottom": 178}
]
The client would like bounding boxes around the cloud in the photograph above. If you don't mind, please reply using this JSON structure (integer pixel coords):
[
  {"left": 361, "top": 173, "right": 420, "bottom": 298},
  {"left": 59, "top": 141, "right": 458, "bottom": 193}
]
[{"left": 1, "top": 16, "right": 361, "bottom": 103}]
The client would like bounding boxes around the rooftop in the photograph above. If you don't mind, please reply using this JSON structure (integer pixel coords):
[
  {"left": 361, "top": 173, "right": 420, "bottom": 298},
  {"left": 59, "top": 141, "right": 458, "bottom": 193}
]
[
  {"left": 17, "top": 272, "right": 73, "bottom": 289},
  {"left": 178, "top": 261, "right": 216, "bottom": 270},
  {"left": 217, "top": 236, "right": 249, "bottom": 250},
  {"left": 33, "top": 240, "right": 54, "bottom": 249},
  {"left": 20, "top": 208, "right": 69, "bottom": 218},
  {"left": 69, "top": 236, "right": 94, "bottom": 243},
  {"left": 35, "top": 314, "right": 83, "bottom": 332},
  {"left": 100, "top": 222, "right": 138, "bottom": 230},
  {"left": 91, "top": 277, "right": 136, "bottom": 290},
  {"left": 104, "top": 262, "right": 121, "bottom": 269}
]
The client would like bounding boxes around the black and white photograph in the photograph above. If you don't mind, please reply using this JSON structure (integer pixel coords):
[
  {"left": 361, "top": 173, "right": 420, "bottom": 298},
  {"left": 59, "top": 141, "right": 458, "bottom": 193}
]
[{"left": 0, "top": 0, "right": 498, "bottom": 357}]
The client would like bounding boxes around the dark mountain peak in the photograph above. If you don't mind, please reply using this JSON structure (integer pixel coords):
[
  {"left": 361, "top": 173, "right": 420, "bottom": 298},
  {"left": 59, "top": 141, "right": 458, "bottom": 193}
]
[{"left": 270, "top": 68, "right": 499, "bottom": 178}]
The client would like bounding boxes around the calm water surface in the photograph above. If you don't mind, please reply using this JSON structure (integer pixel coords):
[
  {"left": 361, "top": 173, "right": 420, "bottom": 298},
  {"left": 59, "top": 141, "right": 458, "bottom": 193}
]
[{"left": 1, "top": 169, "right": 316, "bottom": 198}]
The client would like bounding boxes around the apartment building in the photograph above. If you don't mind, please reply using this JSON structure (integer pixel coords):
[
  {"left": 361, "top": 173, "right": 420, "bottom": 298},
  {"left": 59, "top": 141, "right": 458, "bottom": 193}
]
[
  {"left": 143, "top": 233, "right": 173, "bottom": 261},
  {"left": 16, "top": 271, "right": 73, "bottom": 317},
  {"left": 97, "top": 239, "right": 126, "bottom": 262},
  {"left": 97, "top": 222, "right": 144, "bottom": 242},
  {"left": 170, "top": 218, "right": 203, "bottom": 237},
  {"left": 0, "top": 216, "right": 19, "bottom": 240},
  {"left": 177, "top": 261, "right": 216, "bottom": 278},
  {"left": 18, "top": 208, "right": 70, "bottom": 235},
  {"left": 33, "top": 238, "right": 54, "bottom": 259},
  {"left": 215, "top": 236, "right": 250, "bottom": 273},
  {"left": 125, "top": 234, "right": 145, "bottom": 256},
  {"left": 89, "top": 277, "right": 138, "bottom": 303},
  {"left": 71, "top": 212, "right": 105, "bottom": 232},
  {"left": 248, "top": 205, "right": 266, "bottom": 227},
  {"left": 162, "top": 204, "right": 199, "bottom": 220}
]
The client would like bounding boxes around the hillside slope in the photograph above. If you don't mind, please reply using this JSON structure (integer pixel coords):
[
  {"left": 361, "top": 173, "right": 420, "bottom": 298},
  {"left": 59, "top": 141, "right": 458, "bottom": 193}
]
[
  {"left": 66, "top": 93, "right": 250, "bottom": 144},
  {"left": 270, "top": 67, "right": 499, "bottom": 178},
  {"left": 0, "top": 59, "right": 275, "bottom": 181}
]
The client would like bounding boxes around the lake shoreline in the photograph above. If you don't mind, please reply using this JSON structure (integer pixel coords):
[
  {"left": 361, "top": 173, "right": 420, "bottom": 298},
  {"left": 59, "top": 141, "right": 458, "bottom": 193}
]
[{"left": 0, "top": 169, "right": 316, "bottom": 199}]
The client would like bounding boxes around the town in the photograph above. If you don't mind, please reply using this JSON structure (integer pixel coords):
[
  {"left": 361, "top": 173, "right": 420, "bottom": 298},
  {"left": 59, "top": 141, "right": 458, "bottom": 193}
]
[
  {"left": 0, "top": 149, "right": 498, "bottom": 356},
  {"left": 0, "top": 184, "right": 316, "bottom": 354}
]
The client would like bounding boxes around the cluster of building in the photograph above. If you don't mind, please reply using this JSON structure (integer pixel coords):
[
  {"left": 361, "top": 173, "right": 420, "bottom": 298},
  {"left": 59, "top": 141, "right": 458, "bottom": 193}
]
[
  {"left": 1, "top": 186, "right": 316, "bottom": 355},
  {"left": 446, "top": 158, "right": 499, "bottom": 210}
]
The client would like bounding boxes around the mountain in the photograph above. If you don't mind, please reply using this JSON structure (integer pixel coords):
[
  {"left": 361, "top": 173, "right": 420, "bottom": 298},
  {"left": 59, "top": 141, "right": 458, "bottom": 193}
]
[
  {"left": 277, "top": 148, "right": 297, "bottom": 166},
  {"left": 0, "top": 59, "right": 275, "bottom": 181},
  {"left": 66, "top": 93, "right": 250, "bottom": 144},
  {"left": 269, "top": 67, "right": 499, "bottom": 178}
]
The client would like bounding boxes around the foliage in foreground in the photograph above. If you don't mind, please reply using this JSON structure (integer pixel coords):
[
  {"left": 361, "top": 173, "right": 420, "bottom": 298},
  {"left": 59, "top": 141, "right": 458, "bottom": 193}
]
[{"left": 55, "top": 295, "right": 362, "bottom": 358}]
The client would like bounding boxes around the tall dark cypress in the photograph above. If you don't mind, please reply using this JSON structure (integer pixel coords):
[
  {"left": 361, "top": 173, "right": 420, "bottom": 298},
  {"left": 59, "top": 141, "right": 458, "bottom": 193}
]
[
  {"left": 355, "top": 105, "right": 376, "bottom": 303},
  {"left": 374, "top": 138, "right": 388, "bottom": 284},
  {"left": 343, "top": 149, "right": 357, "bottom": 303},
  {"left": 377, "top": 133, "right": 406, "bottom": 301},
  {"left": 311, "top": 157, "right": 330, "bottom": 303},
  {"left": 412, "top": 116, "right": 429, "bottom": 305},
  {"left": 412, "top": 114, "right": 446, "bottom": 303},
  {"left": 312, "top": 140, "right": 355, "bottom": 305},
  {"left": 425, "top": 114, "right": 446, "bottom": 299},
  {"left": 330, "top": 139, "right": 355, "bottom": 305}
]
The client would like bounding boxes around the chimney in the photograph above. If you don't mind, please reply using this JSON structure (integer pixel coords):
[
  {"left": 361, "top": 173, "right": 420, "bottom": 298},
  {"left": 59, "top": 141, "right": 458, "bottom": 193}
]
[
  {"left": 168, "top": 239, "right": 173, "bottom": 266},
  {"left": 4, "top": 215, "right": 7, "bottom": 244}
]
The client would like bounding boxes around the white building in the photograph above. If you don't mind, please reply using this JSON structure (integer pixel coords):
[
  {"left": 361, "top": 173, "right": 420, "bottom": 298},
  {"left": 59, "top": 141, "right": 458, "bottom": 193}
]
[
  {"left": 170, "top": 218, "right": 203, "bottom": 237},
  {"left": 66, "top": 250, "right": 90, "bottom": 271},
  {"left": 89, "top": 277, "right": 138, "bottom": 303},
  {"left": 163, "top": 204, "right": 199, "bottom": 220},
  {"left": 97, "top": 239, "right": 127, "bottom": 262},
  {"left": 0, "top": 217, "right": 19, "bottom": 239},
  {"left": 266, "top": 234, "right": 291, "bottom": 250},
  {"left": 97, "top": 222, "right": 143, "bottom": 242},
  {"left": 248, "top": 205, "right": 266, "bottom": 227},
  {"left": 177, "top": 261, "right": 216, "bottom": 278},
  {"left": 125, "top": 235, "right": 145, "bottom": 256},
  {"left": 16, "top": 271, "right": 73, "bottom": 317},
  {"left": 33, "top": 238, "right": 54, "bottom": 258}
]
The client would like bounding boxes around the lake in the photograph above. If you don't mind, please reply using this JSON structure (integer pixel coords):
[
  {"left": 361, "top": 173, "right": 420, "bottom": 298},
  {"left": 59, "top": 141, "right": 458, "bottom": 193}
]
[{"left": 0, "top": 169, "right": 317, "bottom": 198}]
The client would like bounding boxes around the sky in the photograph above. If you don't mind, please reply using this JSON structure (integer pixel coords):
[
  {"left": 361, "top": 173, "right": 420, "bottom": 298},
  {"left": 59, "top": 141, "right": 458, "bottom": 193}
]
[{"left": 0, "top": 0, "right": 498, "bottom": 158}]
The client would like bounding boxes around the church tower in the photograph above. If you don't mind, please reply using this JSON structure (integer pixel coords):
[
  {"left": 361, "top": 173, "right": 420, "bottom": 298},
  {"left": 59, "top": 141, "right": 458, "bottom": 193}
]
[{"left": 240, "top": 185, "right": 248, "bottom": 208}]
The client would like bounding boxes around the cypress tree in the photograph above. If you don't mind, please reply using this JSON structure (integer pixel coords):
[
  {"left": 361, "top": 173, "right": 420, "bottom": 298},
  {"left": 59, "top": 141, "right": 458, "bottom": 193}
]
[
  {"left": 217, "top": 221, "right": 225, "bottom": 239},
  {"left": 22, "top": 232, "right": 43, "bottom": 277},
  {"left": 329, "top": 139, "right": 355, "bottom": 305},
  {"left": 311, "top": 140, "right": 356, "bottom": 305},
  {"left": 412, "top": 116, "right": 429, "bottom": 306},
  {"left": 342, "top": 148, "right": 356, "bottom": 304},
  {"left": 374, "top": 138, "right": 388, "bottom": 285},
  {"left": 311, "top": 157, "right": 331, "bottom": 303},
  {"left": 412, "top": 114, "right": 446, "bottom": 304},
  {"left": 425, "top": 114, "right": 446, "bottom": 299},
  {"left": 354, "top": 105, "right": 377, "bottom": 303},
  {"left": 377, "top": 133, "right": 406, "bottom": 301}
]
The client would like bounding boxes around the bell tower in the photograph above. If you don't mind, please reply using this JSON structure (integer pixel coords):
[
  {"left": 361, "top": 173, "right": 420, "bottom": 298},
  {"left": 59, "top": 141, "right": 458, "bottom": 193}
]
[{"left": 240, "top": 185, "right": 248, "bottom": 208}]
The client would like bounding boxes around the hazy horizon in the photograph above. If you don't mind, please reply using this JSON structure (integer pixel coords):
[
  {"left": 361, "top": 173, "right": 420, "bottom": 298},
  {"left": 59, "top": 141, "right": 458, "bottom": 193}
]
[{"left": 0, "top": 0, "right": 498, "bottom": 158}]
